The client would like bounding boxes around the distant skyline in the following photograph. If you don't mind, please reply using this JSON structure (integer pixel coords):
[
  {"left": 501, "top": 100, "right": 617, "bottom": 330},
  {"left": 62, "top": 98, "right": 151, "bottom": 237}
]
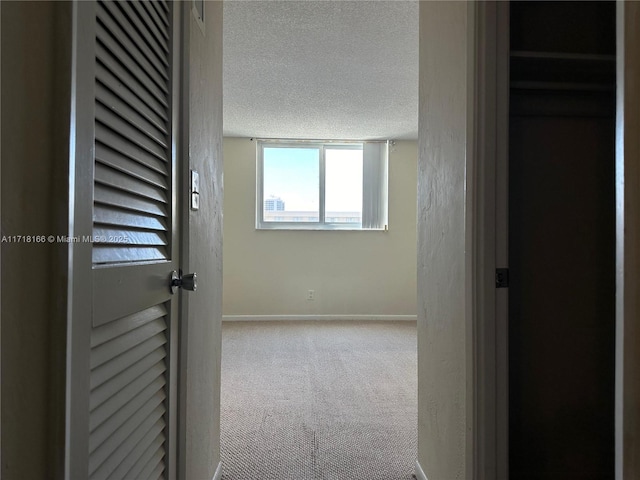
[{"left": 263, "top": 147, "right": 363, "bottom": 213}]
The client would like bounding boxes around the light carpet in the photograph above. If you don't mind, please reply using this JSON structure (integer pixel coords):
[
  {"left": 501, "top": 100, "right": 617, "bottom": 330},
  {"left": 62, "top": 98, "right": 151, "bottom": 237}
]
[{"left": 220, "top": 321, "right": 417, "bottom": 480}]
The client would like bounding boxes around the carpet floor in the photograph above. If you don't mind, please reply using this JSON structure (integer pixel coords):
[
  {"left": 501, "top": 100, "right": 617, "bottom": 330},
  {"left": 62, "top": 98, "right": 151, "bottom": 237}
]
[{"left": 220, "top": 321, "right": 417, "bottom": 480}]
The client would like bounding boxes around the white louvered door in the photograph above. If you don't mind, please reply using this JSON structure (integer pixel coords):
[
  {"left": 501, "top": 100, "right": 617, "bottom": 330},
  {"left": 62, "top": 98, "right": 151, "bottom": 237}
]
[{"left": 72, "top": 1, "right": 182, "bottom": 479}]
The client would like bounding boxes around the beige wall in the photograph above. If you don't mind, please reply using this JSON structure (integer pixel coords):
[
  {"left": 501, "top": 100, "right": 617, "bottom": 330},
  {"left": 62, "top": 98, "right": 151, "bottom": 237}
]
[
  {"left": 222, "top": 137, "right": 417, "bottom": 318},
  {"left": 417, "top": 2, "right": 472, "bottom": 479},
  {"left": 182, "top": 2, "right": 224, "bottom": 479},
  {"left": 1, "top": 2, "right": 70, "bottom": 478}
]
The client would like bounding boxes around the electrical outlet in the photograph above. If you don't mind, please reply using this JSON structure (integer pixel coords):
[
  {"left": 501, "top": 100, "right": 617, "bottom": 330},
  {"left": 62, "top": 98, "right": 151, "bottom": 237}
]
[{"left": 307, "top": 289, "right": 315, "bottom": 301}]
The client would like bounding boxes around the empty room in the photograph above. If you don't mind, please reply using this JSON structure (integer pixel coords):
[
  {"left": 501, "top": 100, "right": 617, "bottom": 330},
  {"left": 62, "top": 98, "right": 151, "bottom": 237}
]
[{"left": 221, "top": 1, "right": 418, "bottom": 478}]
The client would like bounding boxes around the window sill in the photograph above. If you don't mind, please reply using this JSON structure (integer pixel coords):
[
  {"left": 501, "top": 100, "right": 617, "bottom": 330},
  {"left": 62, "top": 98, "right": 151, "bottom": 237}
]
[{"left": 256, "top": 223, "right": 388, "bottom": 232}]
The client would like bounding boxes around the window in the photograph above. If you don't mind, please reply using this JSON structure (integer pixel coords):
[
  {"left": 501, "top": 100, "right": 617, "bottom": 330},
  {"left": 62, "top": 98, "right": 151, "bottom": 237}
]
[{"left": 257, "top": 140, "right": 388, "bottom": 230}]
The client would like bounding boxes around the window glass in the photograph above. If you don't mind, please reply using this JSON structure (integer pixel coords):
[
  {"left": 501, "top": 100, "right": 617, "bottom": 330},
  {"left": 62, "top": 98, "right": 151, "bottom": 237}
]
[
  {"left": 325, "top": 148, "right": 363, "bottom": 224},
  {"left": 263, "top": 147, "right": 319, "bottom": 222}
]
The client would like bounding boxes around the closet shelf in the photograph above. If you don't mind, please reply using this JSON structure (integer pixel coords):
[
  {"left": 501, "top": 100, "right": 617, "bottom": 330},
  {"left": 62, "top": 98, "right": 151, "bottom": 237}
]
[
  {"left": 511, "top": 80, "right": 614, "bottom": 93},
  {"left": 510, "top": 50, "right": 615, "bottom": 91},
  {"left": 510, "top": 50, "right": 615, "bottom": 62}
]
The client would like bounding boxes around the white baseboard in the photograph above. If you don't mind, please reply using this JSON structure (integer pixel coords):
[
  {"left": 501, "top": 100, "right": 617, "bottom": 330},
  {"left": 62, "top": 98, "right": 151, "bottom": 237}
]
[
  {"left": 212, "top": 461, "right": 222, "bottom": 480},
  {"left": 222, "top": 314, "right": 417, "bottom": 322},
  {"left": 415, "top": 460, "right": 428, "bottom": 480}
]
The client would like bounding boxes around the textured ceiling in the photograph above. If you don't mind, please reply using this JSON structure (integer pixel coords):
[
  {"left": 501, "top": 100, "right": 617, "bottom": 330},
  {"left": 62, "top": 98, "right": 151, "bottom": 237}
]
[{"left": 223, "top": 1, "right": 419, "bottom": 140}]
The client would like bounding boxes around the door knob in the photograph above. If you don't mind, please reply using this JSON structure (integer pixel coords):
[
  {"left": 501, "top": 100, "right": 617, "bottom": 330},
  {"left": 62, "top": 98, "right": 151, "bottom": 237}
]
[{"left": 170, "top": 270, "right": 197, "bottom": 294}]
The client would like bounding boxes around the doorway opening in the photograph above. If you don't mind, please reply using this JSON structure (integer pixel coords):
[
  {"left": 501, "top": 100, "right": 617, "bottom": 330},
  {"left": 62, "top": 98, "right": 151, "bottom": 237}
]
[{"left": 219, "top": 1, "right": 419, "bottom": 478}]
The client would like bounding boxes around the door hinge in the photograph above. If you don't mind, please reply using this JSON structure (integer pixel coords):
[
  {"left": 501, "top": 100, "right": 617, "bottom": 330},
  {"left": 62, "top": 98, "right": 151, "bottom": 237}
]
[{"left": 496, "top": 268, "right": 509, "bottom": 288}]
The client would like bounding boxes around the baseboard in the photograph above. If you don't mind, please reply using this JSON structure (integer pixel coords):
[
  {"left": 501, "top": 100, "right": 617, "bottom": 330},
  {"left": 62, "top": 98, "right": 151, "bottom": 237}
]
[
  {"left": 212, "top": 461, "right": 222, "bottom": 480},
  {"left": 415, "top": 460, "right": 428, "bottom": 480},
  {"left": 223, "top": 314, "right": 417, "bottom": 322}
]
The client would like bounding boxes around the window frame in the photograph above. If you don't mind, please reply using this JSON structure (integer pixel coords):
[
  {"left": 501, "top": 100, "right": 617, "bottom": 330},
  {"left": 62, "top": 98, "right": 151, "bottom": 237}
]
[{"left": 256, "top": 140, "right": 372, "bottom": 231}]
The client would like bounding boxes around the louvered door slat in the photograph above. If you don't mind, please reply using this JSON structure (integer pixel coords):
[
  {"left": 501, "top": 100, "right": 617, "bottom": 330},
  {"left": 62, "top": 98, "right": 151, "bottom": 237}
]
[
  {"left": 94, "top": 227, "right": 167, "bottom": 247},
  {"left": 129, "top": 1, "right": 169, "bottom": 55},
  {"left": 125, "top": 436, "right": 165, "bottom": 480},
  {"left": 97, "top": 3, "right": 168, "bottom": 94},
  {"left": 107, "top": 422, "right": 166, "bottom": 480},
  {"left": 147, "top": 462, "right": 165, "bottom": 480},
  {"left": 89, "top": 342, "right": 166, "bottom": 411},
  {"left": 147, "top": 1, "right": 169, "bottom": 28},
  {"left": 96, "top": 105, "right": 167, "bottom": 161},
  {"left": 95, "top": 139, "right": 168, "bottom": 179},
  {"left": 93, "top": 246, "right": 167, "bottom": 264},
  {"left": 141, "top": 1, "right": 168, "bottom": 38},
  {"left": 90, "top": 379, "right": 165, "bottom": 450},
  {"left": 94, "top": 184, "right": 166, "bottom": 217},
  {"left": 96, "top": 83, "right": 168, "bottom": 149},
  {"left": 93, "top": 205, "right": 167, "bottom": 232},
  {"left": 137, "top": 457, "right": 165, "bottom": 480},
  {"left": 96, "top": 60, "right": 167, "bottom": 133},
  {"left": 95, "top": 163, "right": 167, "bottom": 203},
  {"left": 96, "top": 23, "right": 168, "bottom": 109},
  {"left": 90, "top": 342, "right": 166, "bottom": 404},
  {"left": 87, "top": 1, "right": 176, "bottom": 478},
  {"left": 90, "top": 353, "right": 166, "bottom": 429},
  {"left": 90, "top": 380, "right": 166, "bottom": 454},
  {"left": 118, "top": 1, "right": 169, "bottom": 66},
  {"left": 90, "top": 391, "right": 165, "bottom": 461},
  {"left": 92, "top": 304, "right": 167, "bottom": 348},
  {"left": 91, "top": 320, "right": 166, "bottom": 369},
  {"left": 158, "top": 0, "right": 169, "bottom": 14},
  {"left": 96, "top": 46, "right": 168, "bottom": 123},
  {"left": 100, "top": 1, "right": 168, "bottom": 81},
  {"left": 89, "top": 403, "right": 165, "bottom": 478}
]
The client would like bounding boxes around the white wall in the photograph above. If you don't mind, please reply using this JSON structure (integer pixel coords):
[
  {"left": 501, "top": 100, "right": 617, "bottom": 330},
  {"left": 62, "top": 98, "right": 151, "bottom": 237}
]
[
  {"left": 417, "top": 2, "right": 473, "bottom": 479},
  {"left": 223, "top": 137, "right": 417, "bottom": 318}
]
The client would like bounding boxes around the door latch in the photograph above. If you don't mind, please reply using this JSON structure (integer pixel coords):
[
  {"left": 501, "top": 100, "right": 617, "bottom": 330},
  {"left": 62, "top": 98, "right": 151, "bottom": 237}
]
[
  {"left": 170, "top": 270, "right": 197, "bottom": 294},
  {"left": 496, "top": 268, "right": 509, "bottom": 288}
]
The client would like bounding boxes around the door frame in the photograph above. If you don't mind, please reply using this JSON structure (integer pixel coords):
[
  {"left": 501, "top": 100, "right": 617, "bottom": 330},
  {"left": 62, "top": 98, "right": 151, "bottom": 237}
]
[
  {"left": 177, "top": 2, "right": 191, "bottom": 478},
  {"left": 471, "top": 2, "right": 510, "bottom": 479},
  {"left": 615, "top": 2, "right": 640, "bottom": 479},
  {"left": 65, "top": 2, "right": 95, "bottom": 477}
]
